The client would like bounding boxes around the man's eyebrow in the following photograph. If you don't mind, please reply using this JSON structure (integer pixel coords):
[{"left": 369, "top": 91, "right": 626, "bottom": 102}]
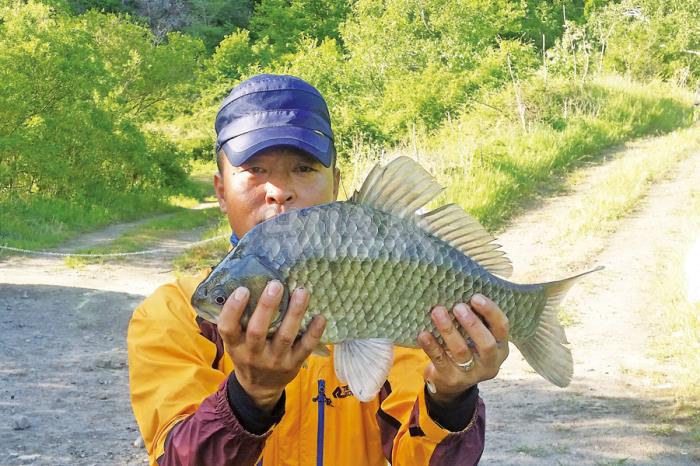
[{"left": 294, "top": 156, "right": 322, "bottom": 166}]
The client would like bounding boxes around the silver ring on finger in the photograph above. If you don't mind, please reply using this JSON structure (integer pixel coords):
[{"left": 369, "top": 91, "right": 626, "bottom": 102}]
[{"left": 456, "top": 357, "right": 475, "bottom": 372}]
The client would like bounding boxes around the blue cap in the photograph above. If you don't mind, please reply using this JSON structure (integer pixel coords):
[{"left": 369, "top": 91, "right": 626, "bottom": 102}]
[{"left": 215, "top": 74, "right": 336, "bottom": 167}]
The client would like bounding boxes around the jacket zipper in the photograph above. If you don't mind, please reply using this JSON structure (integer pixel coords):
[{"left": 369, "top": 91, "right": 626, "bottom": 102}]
[{"left": 316, "top": 379, "right": 326, "bottom": 466}]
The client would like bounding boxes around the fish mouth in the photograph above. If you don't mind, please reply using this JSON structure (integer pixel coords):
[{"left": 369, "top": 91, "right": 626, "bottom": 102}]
[{"left": 193, "top": 302, "right": 223, "bottom": 324}]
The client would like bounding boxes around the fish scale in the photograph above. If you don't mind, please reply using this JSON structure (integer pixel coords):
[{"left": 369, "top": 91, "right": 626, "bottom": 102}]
[{"left": 235, "top": 202, "right": 544, "bottom": 346}]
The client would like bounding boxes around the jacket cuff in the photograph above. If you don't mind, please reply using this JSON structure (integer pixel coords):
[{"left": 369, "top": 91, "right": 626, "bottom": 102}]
[
  {"left": 425, "top": 384, "right": 479, "bottom": 432},
  {"left": 226, "top": 372, "right": 286, "bottom": 435},
  {"left": 410, "top": 385, "right": 480, "bottom": 442}
]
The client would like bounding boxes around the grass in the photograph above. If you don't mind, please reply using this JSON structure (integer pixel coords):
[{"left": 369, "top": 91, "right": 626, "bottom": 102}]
[
  {"left": 0, "top": 192, "right": 175, "bottom": 255},
  {"left": 0, "top": 160, "right": 217, "bottom": 258},
  {"left": 65, "top": 206, "right": 222, "bottom": 266},
  {"left": 5, "top": 74, "right": 693, "bottom": 270},
  {"left": 647, "top": 423, "right": 676, "bottom": 437},
  {"left": 557, "top": 126, "right": 700, "bottom": 241},
  {"left": 339, "top": 75, "right": 696, "bottom": 231},
  {"left": 172, "top": 216, "right": 231, "bottom": 273},
  {"left": 513, "top": 445, "right": 549, "bottom": 457},
  {"left": 646, "top": 187, "right": 700, "bottom": 410},
  {"left": 557, "top": 307, "right": 581, "bottom": 327}
]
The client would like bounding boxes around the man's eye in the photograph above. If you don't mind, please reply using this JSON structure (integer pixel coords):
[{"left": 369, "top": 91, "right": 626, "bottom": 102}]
[
  {"left": 296, "top": 165, "right": 316, "bottom": 173},
  {"left": 247, "top": 167, "right": 266, "bottom": 175}
]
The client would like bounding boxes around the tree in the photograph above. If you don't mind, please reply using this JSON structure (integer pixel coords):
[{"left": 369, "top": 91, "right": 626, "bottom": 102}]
[{"left": 0, "top": 1, "right": 201, "bottom": 203}]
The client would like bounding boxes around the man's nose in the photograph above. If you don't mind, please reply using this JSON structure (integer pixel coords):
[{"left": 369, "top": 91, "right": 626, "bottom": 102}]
[{"left": 265, "top": 181, "right": 294, "bottom": 205}]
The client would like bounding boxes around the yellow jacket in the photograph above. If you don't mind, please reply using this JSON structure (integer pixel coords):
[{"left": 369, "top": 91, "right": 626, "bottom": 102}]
[{"left": 128, "top": 273, "right": 485, "bottom": 466}]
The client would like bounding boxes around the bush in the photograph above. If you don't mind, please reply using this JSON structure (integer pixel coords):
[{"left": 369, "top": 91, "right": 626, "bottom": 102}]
[{"left": 0, "top": 1, "right": 201, "bottom": 205}]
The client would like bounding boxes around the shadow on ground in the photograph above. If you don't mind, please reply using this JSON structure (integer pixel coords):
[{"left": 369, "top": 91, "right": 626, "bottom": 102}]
[
  {"left": 480, "top": 374, "right": 699, "bottom": 465},
  {"left": 1, "top": 285, "right": 697, "bottom": 466},
  {"left": 0, "top": 284, "right": 148, "bottom": 466}
]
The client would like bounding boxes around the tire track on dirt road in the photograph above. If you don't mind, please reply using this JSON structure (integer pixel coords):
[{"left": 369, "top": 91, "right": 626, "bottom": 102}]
[{"left": 481, "top": 133, "right": 700, "bottom": 465}]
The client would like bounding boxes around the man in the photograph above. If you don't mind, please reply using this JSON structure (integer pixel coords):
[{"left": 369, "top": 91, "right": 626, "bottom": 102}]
[{"left": 128, "top": 74, "right": 510, "bottom": 466}]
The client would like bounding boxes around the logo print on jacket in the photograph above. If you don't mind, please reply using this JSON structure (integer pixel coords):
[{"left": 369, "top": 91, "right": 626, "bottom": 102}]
[{"left": 332, "top": 385, "right": 353, "bottom": 399}]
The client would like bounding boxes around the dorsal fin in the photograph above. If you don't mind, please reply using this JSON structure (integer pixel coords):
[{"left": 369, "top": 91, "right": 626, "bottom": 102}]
[
  {"left": 418, "top": 204, "right": 513, "bottom": 277},
  {"left": 349, "top": 156, "right": 513, "bottom": 278},
  {"left": 349, "top": 156, "right": 443, "bottom": 217}
]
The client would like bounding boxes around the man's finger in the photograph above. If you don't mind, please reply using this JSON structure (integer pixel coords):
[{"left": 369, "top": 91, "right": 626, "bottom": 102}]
[
  {"left": 455, "top": 299, "right": 498, "bottom": 367},
  {"left": 293, "top": 315, "right": 327, "bottom": 360},
  {"left": 217, "top": 286, "right": 249, "bottom": 347},
  {"left": 245, "top": 280, "right": 283, "bottom": 351},
  {"left": 272, "top": 287, "right": 309, "bottom": 352},
  {"left": 418, "top": 330, "right": 451, "bottom": 370},
  {"left": 470, "top": 294, "right": 510, "bottom": 343},
  {"left": 431, "top": 305, "right": 473, "bottom": 366}
]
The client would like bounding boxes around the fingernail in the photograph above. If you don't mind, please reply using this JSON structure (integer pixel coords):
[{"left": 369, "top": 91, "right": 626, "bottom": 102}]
[
  {"left": 234, "top": 287, "right": 249, "bottom": 301},
  {"left": 434, "top": 307, "right": 449, "bottom": 322},
  {"left": 313, "top": 315, "right": 326, "bottom": 328},
  {"left": 418, "top": 332, "right": 432, "bottom": 346},
  {"left": 472, "top": 294, "right": 486, "bottom": 306},
  {"left": 454, "top": 303, "right": 469, "bottom": 318},
  {"left": 294, "top": 287, "right": 307, "bottom": 302},
  {"left": 267, "top": 280, "right": 282, "bottom": 296},
  {"left": 426, "top": 380, "right": 436, "bottom": 394}
]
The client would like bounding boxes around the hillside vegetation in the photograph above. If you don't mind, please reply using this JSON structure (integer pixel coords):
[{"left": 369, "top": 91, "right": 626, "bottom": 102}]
[{"left": 1, "top": 0, "right": 698, "bottom": 249}]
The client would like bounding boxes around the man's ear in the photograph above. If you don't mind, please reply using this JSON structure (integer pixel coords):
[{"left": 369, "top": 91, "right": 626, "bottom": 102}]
[
  {"left": 214, "top": 172, "right": 227, "bottom": 213},
  {"left": 333, "top": 167, "right": 341, "bottom": 201}
]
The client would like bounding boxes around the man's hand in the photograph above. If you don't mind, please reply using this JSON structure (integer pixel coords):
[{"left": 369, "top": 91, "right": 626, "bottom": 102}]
[
  {"left": 217, "top": 281, "right": 326, "bottom": 412},
  {"left": 418, "top": 294, "right": 509, "bottom": 405}
]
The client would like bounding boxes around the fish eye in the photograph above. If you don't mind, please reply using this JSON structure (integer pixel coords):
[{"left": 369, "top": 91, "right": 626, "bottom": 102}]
[{"left": 212, "top": 288, "right": 227, "bottom": 306}]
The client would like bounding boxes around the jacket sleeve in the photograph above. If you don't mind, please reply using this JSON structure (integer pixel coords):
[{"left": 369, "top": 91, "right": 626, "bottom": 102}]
[
  {"left": 127, "top": 280, "right": 274, "bottom": 466},
  {"left": 376, "top": 348, "right": 485, "bottom": 465}
]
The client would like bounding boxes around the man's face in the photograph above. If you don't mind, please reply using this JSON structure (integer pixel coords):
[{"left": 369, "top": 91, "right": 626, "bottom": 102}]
[{"left": 214, "top": 148, "right": 340, "bottom": 239}]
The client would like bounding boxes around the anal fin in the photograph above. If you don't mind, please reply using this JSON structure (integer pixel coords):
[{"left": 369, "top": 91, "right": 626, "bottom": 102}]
[{"left": 334, "top": 339, "right": 393, "bottom": 402}]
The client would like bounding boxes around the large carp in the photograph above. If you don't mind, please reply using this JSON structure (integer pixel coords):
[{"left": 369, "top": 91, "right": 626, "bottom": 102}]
[{"left": 192, "top": 156, "right": 600, "bottom": 401}]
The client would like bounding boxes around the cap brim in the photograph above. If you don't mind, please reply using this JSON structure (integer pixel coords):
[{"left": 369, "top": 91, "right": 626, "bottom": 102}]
[{"left": 220, "top": 126, "right": 334, "bottom": 168}]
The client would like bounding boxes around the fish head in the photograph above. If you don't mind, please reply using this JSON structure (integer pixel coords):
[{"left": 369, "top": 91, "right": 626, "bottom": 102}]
[{"left": 191, "top": 254, "right": 289, "bottom": 333}]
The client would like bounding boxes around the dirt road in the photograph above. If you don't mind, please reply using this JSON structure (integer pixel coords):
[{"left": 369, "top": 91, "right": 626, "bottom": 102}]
[
  {"left": 1, "top": 134, "right": 699, "bottom": 465},
  {"left": 480, "top": 135, "right": 700, "bottom": 465}
]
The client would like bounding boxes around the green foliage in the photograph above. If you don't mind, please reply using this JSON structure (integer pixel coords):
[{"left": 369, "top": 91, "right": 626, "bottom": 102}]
[
  {"left": 0, "top": 1, "right": 207, "bottom": 248},
  {"left": 63, "top": 0, "right": 137, "bottom": 15},
  {"left": 549, "top": 0, "right": 700, "bottom": 86},
  {"left": 518, "top": 1, "right": 586, "bottom": 49},
  {"left": 184, "top": 0, "right": 254, "bottom": 51},
  {"left": 3, "top": 0, "right": 699, "bottom": 252},
  {"left": 0, "top": 2, "right": 202, "bottom": 204},
  {"left": 173, "top": 216, "right": 231, "bottom": 272},
  {"left": 249, "top": 0, "right": 350, "bottom": 56},
  {"left": 429, "top": 76, "right": 695, "bottom": 229},
  {"left": 301, "top": 0, "right": 539, "bottom": 146},
  {"left": 210, "top": 28, "right": 258, "bottom": 80},
  {"left": 0, "top": 192, "right": 170, "bottom": 251}
]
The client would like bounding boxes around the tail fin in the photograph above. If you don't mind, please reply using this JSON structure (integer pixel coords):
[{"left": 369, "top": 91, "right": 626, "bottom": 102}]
[{"left": 514, "top": 266, "right": 604, "bottom": 387}]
